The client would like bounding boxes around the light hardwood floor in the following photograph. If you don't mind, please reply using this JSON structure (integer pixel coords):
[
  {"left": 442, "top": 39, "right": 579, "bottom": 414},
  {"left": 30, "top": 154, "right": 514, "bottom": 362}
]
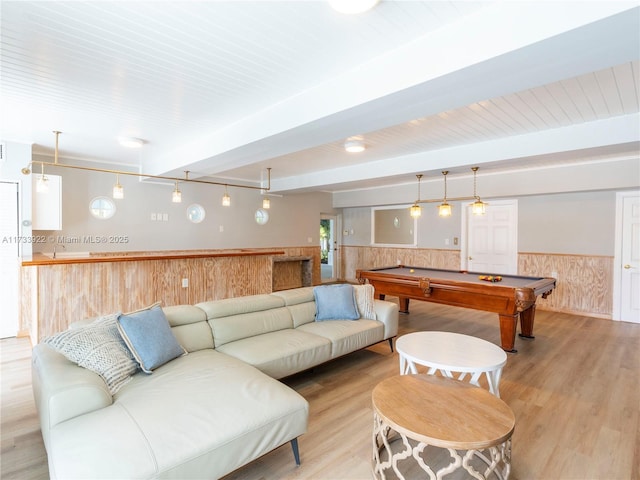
[{"left": 2, "top": 300, "right": 639, "bottom": 480}]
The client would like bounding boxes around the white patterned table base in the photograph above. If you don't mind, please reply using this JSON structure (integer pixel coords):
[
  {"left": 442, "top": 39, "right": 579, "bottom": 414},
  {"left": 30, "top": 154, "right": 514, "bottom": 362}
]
[
  {"left": 372, "top": 413, "right": 512, "bottom": 480},
  {"left": 399, "top": 356, "right": 503, "bottom": 397}
]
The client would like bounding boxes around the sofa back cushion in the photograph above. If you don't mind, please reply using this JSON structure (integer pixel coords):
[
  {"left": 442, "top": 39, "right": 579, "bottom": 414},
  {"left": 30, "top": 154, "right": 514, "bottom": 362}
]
[
  {"left": 270, "top": 287, "right": 316, "bottom": 328},
  {"left": 286, "top": 302, "right": 317, "bottom": 328},
  {"left": 164, "top": 305, "right": 213, "bottom": 352},
  {"left": 196, "top": 295, "right": 292, "bottom": 348},
  {"left": 270, "top": 287, "right": 315, "bottom": 306}
]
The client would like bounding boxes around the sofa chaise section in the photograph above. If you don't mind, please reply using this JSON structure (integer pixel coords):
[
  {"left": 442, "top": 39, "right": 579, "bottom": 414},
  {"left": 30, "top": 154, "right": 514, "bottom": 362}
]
[{"left": 44, "top": 350, "right": 308, "bottom": 479}]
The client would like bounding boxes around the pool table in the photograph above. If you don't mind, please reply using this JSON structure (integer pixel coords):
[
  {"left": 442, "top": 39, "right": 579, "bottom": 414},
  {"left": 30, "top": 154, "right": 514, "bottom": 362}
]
[{"left": 356, "top": 266, "right": 556, "bottom": 352}]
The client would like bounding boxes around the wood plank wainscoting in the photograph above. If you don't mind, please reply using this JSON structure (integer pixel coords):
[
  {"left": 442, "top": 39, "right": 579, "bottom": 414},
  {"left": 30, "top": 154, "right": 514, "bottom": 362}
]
[
  {"left": 341, "top": 246, "right": 614, "bottom": 319},
  {"left": 20, "top": 246, "right": 320, "bottom": 343}
]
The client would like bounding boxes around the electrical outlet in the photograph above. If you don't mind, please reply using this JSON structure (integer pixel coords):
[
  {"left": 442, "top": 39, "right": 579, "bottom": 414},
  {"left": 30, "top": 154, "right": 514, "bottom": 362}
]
[
  {"left": 219, "top": 225, "right": 224, "bottom": 232},
  {"left": 151, "top": 213, "right": 157, "bottom": 221},
  {"left": 162, "top": 213, "right": 168, "bottom": 221},
  {"left": 551, "top": 271, "right": 558, "bottom": 279},
  {"left": 181, "top": 278, "right": 189, "bottom": 288}
]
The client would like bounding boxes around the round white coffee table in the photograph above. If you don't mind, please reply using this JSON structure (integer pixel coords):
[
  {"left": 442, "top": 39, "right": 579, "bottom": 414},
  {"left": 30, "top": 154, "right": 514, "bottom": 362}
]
[{"left": 396, "top": 331, "right": 507, "bottom": 397}]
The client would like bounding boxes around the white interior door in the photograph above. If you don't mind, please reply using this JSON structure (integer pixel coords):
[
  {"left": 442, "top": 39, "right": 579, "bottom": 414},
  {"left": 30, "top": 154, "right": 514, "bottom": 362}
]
[
  {"left": 618, "top": 193, "right": 640, "bottom": 323},
  {"left": 0, "top": 181, "right": 20, "bottom": 338},
  {"left": 464, "top": 200, "right": 518, "bottom": 274}
]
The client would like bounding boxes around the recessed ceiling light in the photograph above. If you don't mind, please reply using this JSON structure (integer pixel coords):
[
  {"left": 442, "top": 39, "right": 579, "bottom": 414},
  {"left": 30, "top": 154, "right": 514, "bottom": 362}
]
[
  {"left": 329, "top": 0, "right": 380, "bottom": 14},
  {"left": 117, "top": 136, "right": 145, "bottom": 148}
]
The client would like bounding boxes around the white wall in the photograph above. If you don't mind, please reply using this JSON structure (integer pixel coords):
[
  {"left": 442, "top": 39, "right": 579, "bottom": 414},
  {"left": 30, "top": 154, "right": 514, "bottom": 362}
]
[{"left": 342, "top": 191, "right": 618, "bottom": 256}]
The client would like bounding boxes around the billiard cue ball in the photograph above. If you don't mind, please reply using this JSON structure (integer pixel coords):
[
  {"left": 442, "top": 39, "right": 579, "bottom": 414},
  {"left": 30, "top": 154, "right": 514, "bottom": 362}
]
[{"left": 409, "top": 269, "right": 414, "bottom": 273}]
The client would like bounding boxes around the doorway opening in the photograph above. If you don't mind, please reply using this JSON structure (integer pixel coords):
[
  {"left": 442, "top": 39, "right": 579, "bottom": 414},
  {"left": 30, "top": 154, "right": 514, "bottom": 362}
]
[{"left": 320, "top": 214, "right": 340, "bottom": 283}]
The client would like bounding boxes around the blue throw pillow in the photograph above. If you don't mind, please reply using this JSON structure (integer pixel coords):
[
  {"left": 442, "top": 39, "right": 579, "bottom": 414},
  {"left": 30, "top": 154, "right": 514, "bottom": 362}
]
[
  {"left": 117, "top": 303, "right": 186, "bottom": 373},
  {"left": 313, "top": 284, "right": 360, "bottom": 321}
]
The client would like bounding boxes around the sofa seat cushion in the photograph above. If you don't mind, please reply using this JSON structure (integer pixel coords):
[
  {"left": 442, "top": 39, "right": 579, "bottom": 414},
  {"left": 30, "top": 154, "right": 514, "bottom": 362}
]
[
  {"left": 47, "top": 350, "right": 308, "bottom": 480},
  {"left": 297, "top": 319, "right": 384, "bottom": 358},
  {"left": 216, "top": 329, "right": 332, "bottom": 379}
]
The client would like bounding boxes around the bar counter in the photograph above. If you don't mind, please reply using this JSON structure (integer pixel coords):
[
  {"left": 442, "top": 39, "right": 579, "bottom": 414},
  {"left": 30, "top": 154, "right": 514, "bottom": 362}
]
[
  {"left": 22, "top": 248, "right": 285, "bottom": 266},
  {"left": 20, "top": 247, "right": 319, "bottom": 342}
]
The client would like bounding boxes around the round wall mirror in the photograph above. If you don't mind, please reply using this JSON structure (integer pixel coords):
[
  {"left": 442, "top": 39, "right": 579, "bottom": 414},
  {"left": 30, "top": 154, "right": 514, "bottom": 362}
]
[
  {"left": 89, "top": 196, "right": 116, "bottom": 219},
  {"left": 255, "top": 208, "right": 269, "bottom": 225},
  {"left": 186, "top": 204, "right": 206, "bottom": 223}
]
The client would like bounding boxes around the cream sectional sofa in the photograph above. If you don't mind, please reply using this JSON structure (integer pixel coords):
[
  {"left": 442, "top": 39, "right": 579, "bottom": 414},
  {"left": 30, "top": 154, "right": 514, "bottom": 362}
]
[{"left": 32, "top": 286, "right": 399, "bottom": 479}]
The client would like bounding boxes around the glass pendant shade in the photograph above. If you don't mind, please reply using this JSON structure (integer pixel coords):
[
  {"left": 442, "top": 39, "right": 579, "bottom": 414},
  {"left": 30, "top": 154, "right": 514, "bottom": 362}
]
[
  {"left": 172, "top": 182, "right": 182, "bottom": 203},
  {"left": 36, "top": 175, "right": 49, "bottom": 193},
  {"left": 471, "top": 199, "right": 486, "bottom": 215},
  {"left": 112, "top": 174, "right": 124, "bottom": 199},
  {"left": 438, "top": 202, "right": 452, "bottom": 217},
  {"left": 410, "top": 203, "right": 422, "bottom": 218},
  {"left": 222, "top": 192, "right": 231, "bottom": 207},
  {"left": 438, "top": 171, "right": 451, "bottom": 217}
]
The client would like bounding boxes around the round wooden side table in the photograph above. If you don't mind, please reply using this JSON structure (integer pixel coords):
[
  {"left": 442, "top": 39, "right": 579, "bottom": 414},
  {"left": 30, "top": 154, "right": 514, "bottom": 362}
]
[{"left": 372, "top": 374, "right": 515, "bottom": 480}]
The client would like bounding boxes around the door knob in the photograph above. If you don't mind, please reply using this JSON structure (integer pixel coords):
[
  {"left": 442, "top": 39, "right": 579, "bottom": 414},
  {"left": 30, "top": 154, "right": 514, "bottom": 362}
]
[
  {"left": 624, "top": 264, "right": 632, "bottom": 269},
  {"left": 468, "top": 256, "right": 472, "bottom": 260}
]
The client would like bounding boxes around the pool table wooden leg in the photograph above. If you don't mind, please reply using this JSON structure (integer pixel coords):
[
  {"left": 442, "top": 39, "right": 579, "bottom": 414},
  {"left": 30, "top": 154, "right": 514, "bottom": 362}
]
[
  {"left": 519, "top": 304, "right": 536, "bottom": 339},
  {"left": 398, "top": 297, "right": 410, "bottom": 314},
  {"left": 499, "top": 314, "right": 518, "bottom": 353}
]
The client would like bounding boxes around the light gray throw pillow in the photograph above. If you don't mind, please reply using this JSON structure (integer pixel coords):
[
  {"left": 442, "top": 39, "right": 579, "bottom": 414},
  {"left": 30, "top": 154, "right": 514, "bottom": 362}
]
[
  {"left": 117, "top": 303, "right": 186, "bottom": 373},
  {"left": 313, "top": 284, "right": 360, "bottom": 321}
]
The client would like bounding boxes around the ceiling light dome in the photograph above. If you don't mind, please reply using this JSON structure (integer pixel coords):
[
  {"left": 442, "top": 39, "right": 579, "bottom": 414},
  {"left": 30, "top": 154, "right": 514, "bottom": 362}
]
[
  {"left": 344, "top": 136, "right": 365, "bottom": 153},
  {"left": 117, "top": 136, "right": 145, "bottom": 148},
  {"left": 329, "top": 0, "right": 380, "bottom": 14}
]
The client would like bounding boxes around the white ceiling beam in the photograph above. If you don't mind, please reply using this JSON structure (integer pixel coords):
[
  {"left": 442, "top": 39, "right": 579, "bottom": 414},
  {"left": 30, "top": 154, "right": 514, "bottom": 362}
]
[
  {"left": 269, "top": 114, "right": 640, "bottom": 193},
  {"left": 146, "top": 3, "right": 639, "bottom": 177}
]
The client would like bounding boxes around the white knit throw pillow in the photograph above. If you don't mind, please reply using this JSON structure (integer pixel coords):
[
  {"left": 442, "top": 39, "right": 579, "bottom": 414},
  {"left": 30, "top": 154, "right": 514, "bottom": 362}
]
[
  {"left": 43, "top": 313, "right": 138, "bottom": 395},
  {"left": 353, "top": 284, "right": 376, "bottom": 320}
]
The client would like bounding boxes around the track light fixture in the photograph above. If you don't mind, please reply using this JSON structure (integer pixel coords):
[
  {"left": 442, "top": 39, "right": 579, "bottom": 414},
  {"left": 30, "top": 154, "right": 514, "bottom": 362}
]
[
  {"left": 21, "top": 132, "right": 273, "bottom": 204},
  {"left": 408, "top": 167, "right": 489, "bottom": 217}
]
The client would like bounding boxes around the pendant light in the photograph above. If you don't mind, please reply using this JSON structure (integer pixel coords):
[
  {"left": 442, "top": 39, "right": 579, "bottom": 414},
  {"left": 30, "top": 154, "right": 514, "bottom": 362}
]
[
  {"left": 172, "top": 181, "right": 182, "bottom": 203},
  {"left": 438, "top": 171, "right": 452, "bottom": 217},
  {"left": 36, "top": 162, "right": 49, "bottom": 193},
  {"left": 262, "top": 197, "right": 271, "bottom": 209},
  {"left": 222, "top": 186, "right": 231, "bottom": 207},
  {"left": 409, "top": 174, "right": 423, "bottom": 218},
  {"left": 469, "top": 167, "right": 487, "bottom": 215},
  {"left": 112, "top": 173, "right": 124, "bottom": 199}
]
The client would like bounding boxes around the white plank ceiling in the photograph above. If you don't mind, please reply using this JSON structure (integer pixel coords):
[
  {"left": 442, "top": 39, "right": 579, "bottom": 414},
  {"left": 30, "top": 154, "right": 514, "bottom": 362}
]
[{"left": 1, "top": 1, "right": 639, "bottom": 194}]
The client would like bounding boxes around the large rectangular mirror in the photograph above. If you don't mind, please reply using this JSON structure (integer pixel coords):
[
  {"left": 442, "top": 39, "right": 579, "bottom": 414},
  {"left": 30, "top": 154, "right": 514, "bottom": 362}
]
[{"left": 371, "top": 205, "right": 417, "bottom": 246}]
